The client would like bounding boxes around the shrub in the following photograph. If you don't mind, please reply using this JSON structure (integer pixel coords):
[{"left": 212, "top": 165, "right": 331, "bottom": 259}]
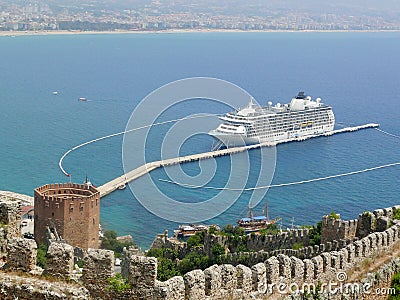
[
  {"left": 390, "top": 272, "right": 400, "bottom": 300},
  {"left": 107, "top": 273, "right": 131, "bottom": 293},
  {"left": 309, "top": 221, "right": 322, "bottom": 246},
  {"left": 259, "top": 224, "right": 279, "bottom": 236},
  {"left": 293, "top": 242, "right": 304, "bottom": 250},
  {"left": 146, "top": 248, "right": 163, "bottom": 258},
  {"left": 36, "top": 243, "right": 48, "bottom": 269},
  {"left": 101, "top": 230, "right": 136, "bottom": 258},
  {"left": 187, "top": 233, "right": 203, "bottom": 249},
  {"left": 393, "top": 209, "right": 400, "bottom": 220},
  {"left": 328, "top": 211, "right": 340, "bottom": 219},
  {"left": 208, "top": 226, "right": 218, "bottom": 235},
  {"left": 157, "top": 257, "right": 181, "bottom": 281},
  {"left": 211, "top": 243, "right": 225, "bottom": 257},
  {"left": 221, "top": 224, "right": 245, "bottom": 236},
  {"left": 178, "top": 252, "right": 210, "bottom": 274},
  {"left": 76, "top": 259, "right": 84, "bottom": 268}
]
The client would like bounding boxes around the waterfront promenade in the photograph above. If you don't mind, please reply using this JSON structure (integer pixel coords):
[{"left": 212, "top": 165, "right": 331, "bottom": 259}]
[{"left": 97, "top": 123, "right": 379, "bottom": 197}]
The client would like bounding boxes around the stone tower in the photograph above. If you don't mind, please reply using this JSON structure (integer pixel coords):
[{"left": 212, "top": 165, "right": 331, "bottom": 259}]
[{"left": 34, "top": 183, "right": 100, "bottom": 249}]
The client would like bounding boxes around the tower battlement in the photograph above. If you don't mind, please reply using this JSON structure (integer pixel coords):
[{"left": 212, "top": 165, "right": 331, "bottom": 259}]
[{"left": 34, "top": 183, "right": 100, "bottom": 250}]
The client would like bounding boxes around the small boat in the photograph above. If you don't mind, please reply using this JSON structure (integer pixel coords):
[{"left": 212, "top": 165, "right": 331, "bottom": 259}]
[
  {"left": 174, "top": 224, "right": 220, "bottom": 238},
  {"left": 52, "top": 91, "right": 59, "bottom": 95},
  {"left": 118, "top": 183, "right": 126, "bottom": 190},
  {"left": 78, "top": 97, "right": 87, "bottom": 101}
]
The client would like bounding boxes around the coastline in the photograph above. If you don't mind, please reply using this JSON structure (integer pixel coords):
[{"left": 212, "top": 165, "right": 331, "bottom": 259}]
[
  {"left": 1, "top": 28, "right": 400, "bottom": 37},
  {"left": 0, "top": 191, "right": 33, "bottom": 206}
]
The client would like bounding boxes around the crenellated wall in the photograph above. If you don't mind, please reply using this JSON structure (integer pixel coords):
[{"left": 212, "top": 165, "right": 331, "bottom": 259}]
[
  {"left": 34, "top": 183, "right": 100, "bottom": 250},
  {"left": 321, "top": 214, "right": 358, "bottom": 243},
  {"left": 1, "top": 198, "right": 400, "bottom": 299},
  {"left": 2, "top": 221, "right": 400, "bottom": 299},
  {"left": 151, "top": 228, "right": 312, "bottom": 260}
]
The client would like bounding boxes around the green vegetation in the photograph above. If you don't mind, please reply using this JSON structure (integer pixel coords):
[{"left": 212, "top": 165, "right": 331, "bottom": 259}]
[
  {"left": 393, "top": 208, "right": 400, "bottom": 220},
  {"left": 186, "top": 232, "right": 204, "bottom": 249},
  {"left": 328, "top": 211, "right": 340, "bottom": 219},
  {"left": 308, "top": 221, "right": 322, "bottom": 246},
  {"left": 146, "top": 247, "right": 211, "bottom": 281},
  {"left": 363, "top": 211, "right": 372, "bottom": 219},
  {"left": 36, "top": 243, "right": 48, "bottom": 269},
  {"left": 76, "top": 259, "right": 84, "bottom": 268},
  {"left": 293, "top": 242, "right": 304, "bottom": 250},
  {"left": 208, "top": 226, "right": 219, "bottom": 235},
  {"left": 177, "top": 252, "right": 210, "bottom": 274},
  {"left": 157, "top": 257, "right": 181, "bottom": 281},
  {"left": 221, "top": 224, "right": 245, "bottom": 237},
  {"left": 211, "top": 243, "right": 225, "bottom": 257},
  {"left": 101, "top": 230, "right": 136, "bottom": 258},
  {"left": 259, "top": 224, "right": 280, "bottom": 236},
  {"left": 390, "top": 272, "right": 400, "bottom": 300},
  {"left": 106, "top": 273, "right": 131, "bottom": 293}
]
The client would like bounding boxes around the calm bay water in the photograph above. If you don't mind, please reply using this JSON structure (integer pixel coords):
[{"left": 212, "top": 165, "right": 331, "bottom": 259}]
[{"left": 0, "top": 32, "right": 399, "bottom": 248}]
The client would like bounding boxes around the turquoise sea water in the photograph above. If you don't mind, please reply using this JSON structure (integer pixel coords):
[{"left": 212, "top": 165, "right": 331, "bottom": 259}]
[{"left": 0, "top": 32, "right": 399, "bottom": 248}]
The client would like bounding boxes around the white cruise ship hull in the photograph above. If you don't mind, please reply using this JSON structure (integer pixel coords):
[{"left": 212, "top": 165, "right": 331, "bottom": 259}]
[
  {"left": 209, "top": 92, "right": 335, "bottom": 147},
  {"left": 210, "top": 125, "right": 334, "bottom": 147},
  {"left": 209, "top": 130, "right": 260, "bottom": 147}
]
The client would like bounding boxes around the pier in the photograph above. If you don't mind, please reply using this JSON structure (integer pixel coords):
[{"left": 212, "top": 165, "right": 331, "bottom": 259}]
[{"left": 97, "top": 123, "right": 379, "bottom": 197}]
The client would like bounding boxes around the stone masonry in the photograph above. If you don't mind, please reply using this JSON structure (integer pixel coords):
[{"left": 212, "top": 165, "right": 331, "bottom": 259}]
[{"left": 1, "top": 200, "right": 400, "bottom": 299}]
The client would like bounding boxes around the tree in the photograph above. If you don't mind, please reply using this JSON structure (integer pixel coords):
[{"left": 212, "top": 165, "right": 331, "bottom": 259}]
[
  {"left": 178, "top": 252, "right": 210, "bottom": 274},
  {"left": 221, "top": 224, "right": 245, "bottom": 236},
  {"left": 107, "top": 273, "right": 131, "bottom": 292},
  {"left": 36, "top": 243, "right": 47, "bottom": 269},
  {"left": 211, "top": 243, "right": 225, "bottom": 257},
  {"left": 309, "top": 221, "right": 322, "bottom": 246},
  {"left": 157, "top": 257, "right": 181, "bottom": 281},
  {"left": 101, "top": 230, "right": 136, "bottom": 257},
  {"left": 186, "top": 233, "right": 203, "bottom": 249}
]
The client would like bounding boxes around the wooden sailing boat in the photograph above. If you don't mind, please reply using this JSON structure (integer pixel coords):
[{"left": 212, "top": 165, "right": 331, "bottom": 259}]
[{"left": 237, "top": 197, "right": 281, "bottom": 233}]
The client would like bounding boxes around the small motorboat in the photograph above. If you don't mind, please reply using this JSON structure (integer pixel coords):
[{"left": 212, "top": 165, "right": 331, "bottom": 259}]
[
  {"left": 78, "top": 97, "right": 87, "bottom": 101},
  {"left": 118, "top": 183, "right": 126, "bottom": 190}
]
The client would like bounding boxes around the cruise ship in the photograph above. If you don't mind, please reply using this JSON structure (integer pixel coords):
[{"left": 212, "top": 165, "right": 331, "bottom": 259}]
[{"left": 209, "top": 92, "right": 335, "bottom": 147}]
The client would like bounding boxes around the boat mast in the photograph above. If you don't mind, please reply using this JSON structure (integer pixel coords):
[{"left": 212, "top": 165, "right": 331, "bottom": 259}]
[
  {"left": 249, "top": 207, "right": 254, "bottom": 221},
  {"left": 265, "top": 196, "right": 269, "bottom": 221}
]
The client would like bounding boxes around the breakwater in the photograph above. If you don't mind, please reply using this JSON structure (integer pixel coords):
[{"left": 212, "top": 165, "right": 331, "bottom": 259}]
[{"left": 97, "top": 123, "right": 379, "bottom": 197}]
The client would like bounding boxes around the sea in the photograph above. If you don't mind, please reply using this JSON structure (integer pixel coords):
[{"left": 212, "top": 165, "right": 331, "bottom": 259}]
[{"left": 0, "top": 32, "right": 399, "bottom": 249}]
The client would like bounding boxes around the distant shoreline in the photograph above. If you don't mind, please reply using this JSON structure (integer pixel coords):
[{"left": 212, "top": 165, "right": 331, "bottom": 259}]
[
  {"left": 0, "top": 190, "right": 33, "bottom": 206},
  {"left": 1, "top": 29, "right": 400, "bottom": 37}
]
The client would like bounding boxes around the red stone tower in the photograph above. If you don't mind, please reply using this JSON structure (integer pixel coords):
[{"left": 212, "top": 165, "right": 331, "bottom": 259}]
[{"left": 34, "top": 183, "right": 100, "bottom": 249}]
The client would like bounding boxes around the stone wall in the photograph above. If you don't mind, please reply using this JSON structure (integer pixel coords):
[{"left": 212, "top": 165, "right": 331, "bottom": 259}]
[
  {"left": 34, "top": 183, "right": 100, "bottom": 250},
  {"left": 0, "top": 196, "right": 21, "bottom": 239},
  {"left": 1, "top": 198, "right": 400, "bottom": 299},
  {"left": 0, "top": 272, "right": 89, "bottom": 299},
  {"left": 284, "top": 257, "right": 400, "bottom": 300},
  {"left": 321, "top": 214, "right": 357, "bottom": 243},
  {"left": 222, "top": 237, "right": 353, "bottom": 266},
  {"left": 151, "top": 228, "right": 311, "bottom": 259},
  {"left": 148, "top": 224, "right": 400, "bottom": 300}
]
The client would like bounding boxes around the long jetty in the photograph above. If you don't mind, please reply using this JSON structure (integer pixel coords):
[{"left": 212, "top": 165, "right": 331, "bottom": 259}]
[{"left": 97, "top": 123, "right": 379, "bottom": 197}]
